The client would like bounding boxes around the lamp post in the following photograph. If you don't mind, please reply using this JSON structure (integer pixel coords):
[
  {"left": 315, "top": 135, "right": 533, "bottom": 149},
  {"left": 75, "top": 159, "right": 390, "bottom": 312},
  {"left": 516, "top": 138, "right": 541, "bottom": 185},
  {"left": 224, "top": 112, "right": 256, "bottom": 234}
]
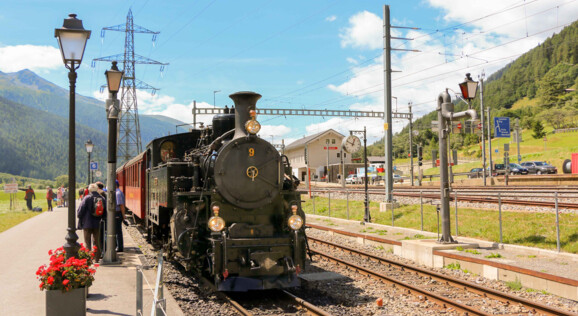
[
  {"left": 85, "top": 140, "right": 93, "bottom": 185},
  {"left": 103, "top": 61, "right": 123, "bottom": 264},
  {"left": 213, "top": 90, "right": 221, "bottom": 107},
  {"left": 437, "top": 74, "right": 478, "bottom": 243},
  {"left": 55, "top": 13, "right": 91, "bottom": 259}
]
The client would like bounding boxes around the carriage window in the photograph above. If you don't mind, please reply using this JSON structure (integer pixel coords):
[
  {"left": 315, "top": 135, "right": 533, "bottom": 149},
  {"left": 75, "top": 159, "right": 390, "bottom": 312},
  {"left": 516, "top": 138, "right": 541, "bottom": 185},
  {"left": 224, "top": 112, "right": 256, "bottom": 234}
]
[{"left": 160, "top": 141, "right": 176, "bottom": 162}]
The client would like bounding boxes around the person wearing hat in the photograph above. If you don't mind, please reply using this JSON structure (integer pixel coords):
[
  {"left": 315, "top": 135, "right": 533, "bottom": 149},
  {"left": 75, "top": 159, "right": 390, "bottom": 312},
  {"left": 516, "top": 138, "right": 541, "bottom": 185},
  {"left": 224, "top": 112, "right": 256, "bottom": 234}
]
[
  {"left": 19, "top": 185, "right": 36, "bottom": 211},
  {"left": 115, "top": 179, "right": 126, "bottom": 252},
  {"left": 46, "top": 186, "right": 54, "bottom": 212}
]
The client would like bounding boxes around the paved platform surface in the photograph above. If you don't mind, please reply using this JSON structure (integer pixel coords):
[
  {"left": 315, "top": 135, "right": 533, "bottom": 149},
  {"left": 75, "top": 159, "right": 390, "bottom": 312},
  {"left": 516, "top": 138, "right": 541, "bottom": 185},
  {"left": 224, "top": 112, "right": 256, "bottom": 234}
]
[{"left": 0, "top": 204, "right": 184, "bottom": 316}]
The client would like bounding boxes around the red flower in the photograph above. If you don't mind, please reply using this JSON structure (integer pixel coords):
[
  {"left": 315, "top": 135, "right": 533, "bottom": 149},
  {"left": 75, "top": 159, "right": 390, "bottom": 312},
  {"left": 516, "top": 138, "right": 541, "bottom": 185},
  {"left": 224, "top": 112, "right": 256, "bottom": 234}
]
[
  {"left": 62, "top": 279, "right": 69, "bottom": 286},
  {"left": 47, "top": 276, "right": 54, "bottom": 285}
]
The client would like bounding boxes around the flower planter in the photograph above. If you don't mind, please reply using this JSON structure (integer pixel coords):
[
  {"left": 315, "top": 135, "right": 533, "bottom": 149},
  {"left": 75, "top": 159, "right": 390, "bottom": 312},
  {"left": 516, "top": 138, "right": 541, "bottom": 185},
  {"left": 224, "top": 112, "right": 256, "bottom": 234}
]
[{"left": 46, "top": 287, "right": 86, "bottom": 316}]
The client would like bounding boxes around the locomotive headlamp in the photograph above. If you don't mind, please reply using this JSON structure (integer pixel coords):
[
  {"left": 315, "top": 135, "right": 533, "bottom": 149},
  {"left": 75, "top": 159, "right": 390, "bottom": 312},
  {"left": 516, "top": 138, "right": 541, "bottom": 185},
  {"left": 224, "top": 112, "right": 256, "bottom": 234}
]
[
  {"left": 288, "top": 215, "right": 303, "bottom": 230},
  {"left": 208, "top": 216, "right": 226, "bottom": 232},
  {"left": 245, "top": 110, "right": 261, "bottom": 135},
  {"left": 288, "top": 205, "right": 303, "bottom": 230},
  {"left": 208, "top": 205, "right": 225, "bottom": 231}
]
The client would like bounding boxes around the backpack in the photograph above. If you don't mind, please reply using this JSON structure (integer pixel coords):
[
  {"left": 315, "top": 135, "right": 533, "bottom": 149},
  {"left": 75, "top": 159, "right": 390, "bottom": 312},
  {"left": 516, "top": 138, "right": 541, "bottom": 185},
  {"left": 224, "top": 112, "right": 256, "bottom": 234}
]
[{"left": 92, "top": 196, "right": 105, "bottom": 217}]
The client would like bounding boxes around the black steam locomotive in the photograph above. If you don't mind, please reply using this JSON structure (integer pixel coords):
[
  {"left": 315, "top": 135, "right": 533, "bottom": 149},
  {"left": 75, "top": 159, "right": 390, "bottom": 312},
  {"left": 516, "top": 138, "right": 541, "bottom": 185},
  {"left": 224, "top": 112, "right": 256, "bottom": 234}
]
[{"left": 118, "top": 91, "right": 307, "bottom": 291}]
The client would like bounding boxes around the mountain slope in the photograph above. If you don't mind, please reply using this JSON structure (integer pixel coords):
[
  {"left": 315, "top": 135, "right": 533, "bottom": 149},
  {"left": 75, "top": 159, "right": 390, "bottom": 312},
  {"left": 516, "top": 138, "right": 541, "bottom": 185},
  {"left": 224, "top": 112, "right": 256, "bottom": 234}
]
[
  {"left": 0, "top": 69, "right": 184, "bottom": 145},
  {"left": 0, "top": 95, "right": 106, "bottom": 180}
]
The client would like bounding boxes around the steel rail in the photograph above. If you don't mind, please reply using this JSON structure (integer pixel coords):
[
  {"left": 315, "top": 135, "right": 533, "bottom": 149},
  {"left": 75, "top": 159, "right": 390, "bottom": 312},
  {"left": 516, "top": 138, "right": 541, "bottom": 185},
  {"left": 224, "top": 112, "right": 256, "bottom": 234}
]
[
  {"left": 310, "top": 247, "right": 487, "bottom": 315},
  {"left": 309, "top": 237, "right": 574, "bottom": 316},
  {"left": 392, "top": 192, "right": 578, "bottom": 209},
  {"left": 280, "top": 290, "right": 333, "bottom": 316}
]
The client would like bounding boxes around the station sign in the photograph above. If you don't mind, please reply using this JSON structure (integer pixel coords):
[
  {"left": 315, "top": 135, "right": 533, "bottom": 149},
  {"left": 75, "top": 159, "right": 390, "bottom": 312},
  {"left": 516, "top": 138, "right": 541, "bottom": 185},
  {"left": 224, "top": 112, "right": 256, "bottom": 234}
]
[
  {"left": 90, "top": 162, "right": 98, "bottom": 170},
  {"left": 323, "top": 147, "right": 339, "bottom": 150},
  {"left": 4, "top": 182, "right": 18, "bottom": 194}
]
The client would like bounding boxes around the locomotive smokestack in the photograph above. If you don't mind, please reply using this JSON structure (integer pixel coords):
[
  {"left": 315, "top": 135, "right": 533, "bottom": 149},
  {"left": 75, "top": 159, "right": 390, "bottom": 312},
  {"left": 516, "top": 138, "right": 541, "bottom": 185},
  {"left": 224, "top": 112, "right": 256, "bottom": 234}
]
[{"left": 229, "top": 91, "right": 262, "bottom": 140}]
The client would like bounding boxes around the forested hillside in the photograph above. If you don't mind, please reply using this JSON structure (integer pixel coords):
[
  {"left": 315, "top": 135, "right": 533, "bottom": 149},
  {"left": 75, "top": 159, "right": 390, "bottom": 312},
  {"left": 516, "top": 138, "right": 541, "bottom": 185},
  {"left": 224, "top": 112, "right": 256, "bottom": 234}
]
[
  {"left": 0, "top": 69, "right": 186, "bottom": 181},
  {"left": 365, "top": 20, "right": 578, "bottom": 160},
  {"left": 0, "top": 96, "right": 106, "bottom": 180}
]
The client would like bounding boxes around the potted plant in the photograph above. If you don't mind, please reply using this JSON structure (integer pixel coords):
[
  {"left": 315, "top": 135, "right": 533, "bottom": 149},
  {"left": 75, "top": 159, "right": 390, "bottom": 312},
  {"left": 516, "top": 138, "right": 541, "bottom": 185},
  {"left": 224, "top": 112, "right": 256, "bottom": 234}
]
[{"left": 36, "top": 244, "right": 98, "bottom": 316}]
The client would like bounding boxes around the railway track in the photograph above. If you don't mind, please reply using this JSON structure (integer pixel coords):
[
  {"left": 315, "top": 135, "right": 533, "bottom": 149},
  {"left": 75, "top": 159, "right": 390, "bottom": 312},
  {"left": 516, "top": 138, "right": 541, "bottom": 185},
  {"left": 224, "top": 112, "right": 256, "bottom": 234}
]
[
  {"left": 308, "top": 236, "right": 574, "bottom": 316},
  {"left": 224, "top": 289, "right": 332, "bottom": 316},
  {"left": 306, "top": 187, "right": 578, "bottom": 209}
]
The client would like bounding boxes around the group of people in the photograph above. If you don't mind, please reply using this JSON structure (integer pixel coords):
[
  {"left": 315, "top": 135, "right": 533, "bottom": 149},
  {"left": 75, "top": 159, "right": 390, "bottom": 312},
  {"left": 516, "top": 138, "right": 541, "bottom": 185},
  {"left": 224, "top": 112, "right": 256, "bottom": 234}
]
[
  {"left": 20, "top": 185, "right": 68, "bottom": 212},
  {"left": 76, "top": 180, "right": 126, "bottom": 263},
  {"left": 19, "top": 181, "right": 127, "bottom": 262}
]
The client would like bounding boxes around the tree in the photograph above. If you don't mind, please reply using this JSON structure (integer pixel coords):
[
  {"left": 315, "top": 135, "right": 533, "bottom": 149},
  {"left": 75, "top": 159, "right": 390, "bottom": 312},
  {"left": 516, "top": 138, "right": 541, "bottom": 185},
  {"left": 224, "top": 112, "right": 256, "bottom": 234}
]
[
  {"left": 532, "top": 121, "right": 547, "bottom": 139},
  {"left": 55, "top": 175, "right": 68, "bottom": 188}
]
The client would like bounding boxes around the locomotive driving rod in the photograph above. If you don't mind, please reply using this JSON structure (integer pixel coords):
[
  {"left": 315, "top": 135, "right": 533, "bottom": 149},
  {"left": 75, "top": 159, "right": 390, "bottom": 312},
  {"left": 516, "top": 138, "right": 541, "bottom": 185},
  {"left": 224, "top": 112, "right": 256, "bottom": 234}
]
[{"left": 437, "top": 90, "right": 477, "bottom": 243}]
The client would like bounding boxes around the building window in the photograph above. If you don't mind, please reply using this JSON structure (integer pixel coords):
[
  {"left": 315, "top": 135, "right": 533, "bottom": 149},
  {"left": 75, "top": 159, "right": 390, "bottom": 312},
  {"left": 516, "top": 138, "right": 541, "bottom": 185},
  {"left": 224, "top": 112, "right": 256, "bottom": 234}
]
[
  {"left": 337, "top": 152, "right": 340, "bottom": 158},
  {"left": 331, "top": 139, "right": 336, "bottom": 144},
  {"left": 344, "top": 153, "right": 347, "bottom": 158}
]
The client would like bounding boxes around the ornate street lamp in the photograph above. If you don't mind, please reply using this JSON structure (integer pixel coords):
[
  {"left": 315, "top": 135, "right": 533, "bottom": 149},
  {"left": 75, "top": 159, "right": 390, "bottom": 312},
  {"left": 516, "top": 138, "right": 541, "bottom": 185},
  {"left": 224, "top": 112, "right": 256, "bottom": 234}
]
[
  {"left": 458, "top": 73, "right": 479, "bottom": 101},
  {"left": 55, "top": 13, "right": 91, "bottom": 259},
  {"left": 103, "top": 61, "right": 123, "bottom": 264},
  {"left": 85, "top": 140, "right": 94, "bottom": 184}
]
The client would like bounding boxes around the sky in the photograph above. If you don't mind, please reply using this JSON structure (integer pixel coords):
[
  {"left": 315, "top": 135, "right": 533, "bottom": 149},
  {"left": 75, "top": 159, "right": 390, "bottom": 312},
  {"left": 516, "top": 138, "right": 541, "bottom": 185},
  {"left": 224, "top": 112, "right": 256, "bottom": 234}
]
[{"left": 0, "top": 0, "right": 577, "bottom": 146}]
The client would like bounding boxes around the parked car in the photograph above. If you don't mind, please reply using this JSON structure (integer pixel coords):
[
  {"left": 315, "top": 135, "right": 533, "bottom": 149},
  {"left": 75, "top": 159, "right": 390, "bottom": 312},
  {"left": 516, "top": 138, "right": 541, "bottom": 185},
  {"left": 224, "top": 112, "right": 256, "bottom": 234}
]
[
  {"left": 508, "top": 163, "right": 529, "bottom": 175},
  {"left": 493, "top": 163, "right": 506, "bottom": 176},
  {"left": 393, "top": 174, "right": 404, "bottom": 183},
  {"left": 520, "top": 161, "right": 557, "bottom": 174},
  {"left": 468, "top": 168, "right": 486, "bottom": 178},
  {"left": 345, "top": 174, "right": 359, "bottom": 184}
]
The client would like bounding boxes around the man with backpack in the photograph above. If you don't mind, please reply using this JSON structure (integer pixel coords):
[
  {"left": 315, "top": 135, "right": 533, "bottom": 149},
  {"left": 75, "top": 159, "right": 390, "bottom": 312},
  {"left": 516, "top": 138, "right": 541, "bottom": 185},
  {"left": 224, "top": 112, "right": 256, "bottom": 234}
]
[{"left": 77, "top": 183, "right": 106, "bottom": 262}]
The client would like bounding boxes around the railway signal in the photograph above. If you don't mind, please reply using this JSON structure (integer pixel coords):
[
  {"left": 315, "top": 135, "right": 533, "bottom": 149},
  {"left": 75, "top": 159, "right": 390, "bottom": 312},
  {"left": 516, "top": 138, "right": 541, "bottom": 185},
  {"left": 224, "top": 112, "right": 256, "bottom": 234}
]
[{"left": 418, "top": 146, "right": 423, "bottom": 166}]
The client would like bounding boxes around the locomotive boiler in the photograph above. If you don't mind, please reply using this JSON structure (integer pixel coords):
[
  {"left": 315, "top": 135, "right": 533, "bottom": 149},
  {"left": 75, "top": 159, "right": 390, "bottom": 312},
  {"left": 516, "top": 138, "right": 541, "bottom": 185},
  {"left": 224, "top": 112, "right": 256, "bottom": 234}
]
[{"left": 118, "top": 91, "right": 307, "bottom": 291}]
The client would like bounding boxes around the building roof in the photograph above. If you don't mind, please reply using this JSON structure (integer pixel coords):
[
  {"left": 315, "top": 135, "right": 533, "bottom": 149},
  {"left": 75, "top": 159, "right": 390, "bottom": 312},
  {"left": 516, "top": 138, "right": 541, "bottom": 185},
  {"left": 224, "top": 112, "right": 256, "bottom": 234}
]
[
  {"left": 285, "top": 129, "right": 345, "bottom": 151},
  {"left": 367, "top": 156, "right": 385, "bottom": 163}
]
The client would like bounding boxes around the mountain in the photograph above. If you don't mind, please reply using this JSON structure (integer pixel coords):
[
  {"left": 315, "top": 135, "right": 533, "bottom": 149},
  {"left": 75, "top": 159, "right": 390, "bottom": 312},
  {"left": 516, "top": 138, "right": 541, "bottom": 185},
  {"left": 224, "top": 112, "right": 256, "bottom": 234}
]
[{"left": 0, "top": 69, "right": 186, "bottom": 181}]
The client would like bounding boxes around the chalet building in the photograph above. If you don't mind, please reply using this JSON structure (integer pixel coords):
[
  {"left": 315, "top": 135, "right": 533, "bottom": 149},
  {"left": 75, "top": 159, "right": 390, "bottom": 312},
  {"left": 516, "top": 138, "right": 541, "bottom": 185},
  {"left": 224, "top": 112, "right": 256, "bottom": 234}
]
[{"left": 284, "top": 129, "right": 355, "bottom": 182}]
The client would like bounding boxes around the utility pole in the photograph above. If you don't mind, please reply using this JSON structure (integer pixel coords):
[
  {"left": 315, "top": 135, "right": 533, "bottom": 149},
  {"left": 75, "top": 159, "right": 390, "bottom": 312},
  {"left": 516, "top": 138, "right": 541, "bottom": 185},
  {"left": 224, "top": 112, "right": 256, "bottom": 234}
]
[
  {"left": 383, "top": 5, "right": 393, "bottom": 202},
  {"left": 516, "top": 118, "right": 521, "bottom": 163},
  {"left": 479, "top": 75, "right": 486, "bottom": 186},
  {"left": 326, "top": 139, "right": 330, "bottom": 182},
  {"left": 408, "top": 103, "right": 414, "bottom": 186},
  {"left": 487, "top": 107, "right": 493, "bottom": 180}
]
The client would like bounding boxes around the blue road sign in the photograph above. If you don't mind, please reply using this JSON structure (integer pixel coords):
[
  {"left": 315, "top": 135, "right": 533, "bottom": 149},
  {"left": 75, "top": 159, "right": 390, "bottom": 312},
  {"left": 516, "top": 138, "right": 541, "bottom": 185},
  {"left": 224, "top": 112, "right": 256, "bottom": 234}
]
[
  {"left": 494, "top": 117, "right": 510, "bottom": 138},
  {"left": 495, "top": 149, "right": 498, "bottom": 153},
  {"left": 90, "top": 162, "right": 98, "bottom": 170}
]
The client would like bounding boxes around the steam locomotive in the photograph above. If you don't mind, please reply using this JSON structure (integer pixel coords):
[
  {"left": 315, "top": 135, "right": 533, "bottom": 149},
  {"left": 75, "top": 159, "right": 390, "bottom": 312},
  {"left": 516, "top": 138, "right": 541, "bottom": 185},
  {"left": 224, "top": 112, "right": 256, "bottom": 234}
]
[{"left": 117, "top": 92, "right": 307, "bottom": 291}]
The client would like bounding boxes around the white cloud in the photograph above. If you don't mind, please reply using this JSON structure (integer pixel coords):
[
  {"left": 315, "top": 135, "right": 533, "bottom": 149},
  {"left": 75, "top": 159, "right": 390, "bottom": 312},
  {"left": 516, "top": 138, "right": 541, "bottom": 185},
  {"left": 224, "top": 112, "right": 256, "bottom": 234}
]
[
  {"left": 259, "top": 124, "right": 292, "bottom": 141},
  {"left": 339, "top": 11, "right": 383, "bottom": 50},
  {"left": 325, "top": 15, "right": 337, "bottom": 22},
  {"left": 0, "top": 45, "right": 61, "bottom": 73},
  {"left": 329, "top": 0, "right": 578, "bottom": 137}
]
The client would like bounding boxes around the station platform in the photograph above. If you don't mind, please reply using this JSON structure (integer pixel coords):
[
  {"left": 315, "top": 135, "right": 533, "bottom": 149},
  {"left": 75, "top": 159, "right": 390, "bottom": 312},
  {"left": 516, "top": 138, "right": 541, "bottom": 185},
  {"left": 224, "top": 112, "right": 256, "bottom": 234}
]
[
  {"left": 306, "top": 214, "right": 578, "bottom": 301},
  {"left": 0, "top": 204, "right": 184, "bottom": 316}
]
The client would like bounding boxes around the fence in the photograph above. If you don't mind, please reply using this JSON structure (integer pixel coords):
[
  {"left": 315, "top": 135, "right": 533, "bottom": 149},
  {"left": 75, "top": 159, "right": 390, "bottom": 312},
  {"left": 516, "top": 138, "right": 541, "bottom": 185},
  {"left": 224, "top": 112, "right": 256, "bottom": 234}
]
[
  {"left": 136, "top": 251, "right": 167, "bottom": 316},
  {"left": 304, "top": 189, "right": 576, "bottom": 253}
]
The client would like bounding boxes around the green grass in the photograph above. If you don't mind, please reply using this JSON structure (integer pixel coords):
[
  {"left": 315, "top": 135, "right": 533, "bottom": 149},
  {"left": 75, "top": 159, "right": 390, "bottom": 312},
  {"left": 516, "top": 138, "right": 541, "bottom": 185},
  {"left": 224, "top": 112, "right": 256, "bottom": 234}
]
[
  {"left": 445, "top": 262, "right": 461, "bottom": 270},
  {"left": 506, "top": 278, "right": 523, "bottom": 291},
  {"left": 0, "top": 190, "right": 46, "bottom": 233},
  {"left": 485, "top": 253, "right": 503, "bottom": 259},
  {"left": 465, "top": 249, "right": 481, "bottom": 255},
  {"left": 456, "top": 246, "right": 464, "bottom": 251},
  {"left": 303, "top": 196, "right": 578, "bottom": 253}
]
